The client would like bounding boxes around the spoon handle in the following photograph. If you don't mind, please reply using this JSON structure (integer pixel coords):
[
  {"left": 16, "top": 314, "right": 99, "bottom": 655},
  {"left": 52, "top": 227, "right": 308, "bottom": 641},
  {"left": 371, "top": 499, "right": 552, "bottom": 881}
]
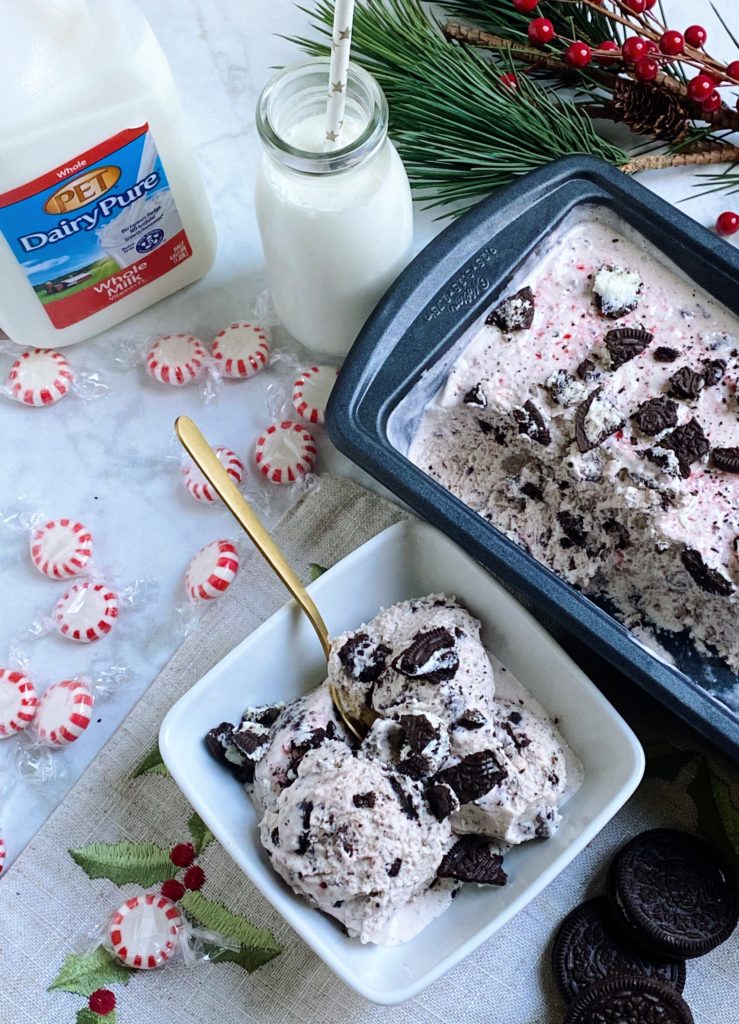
[{"left": 175, "top": 416, "right": 332, "bottom": 658}]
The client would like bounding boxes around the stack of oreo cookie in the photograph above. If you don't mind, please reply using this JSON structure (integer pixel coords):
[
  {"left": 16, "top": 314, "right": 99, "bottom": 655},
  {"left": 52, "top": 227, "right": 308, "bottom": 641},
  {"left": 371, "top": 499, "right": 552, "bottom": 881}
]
[{"left": 552, "top": 829, "right": 738, "bottom": 1023}]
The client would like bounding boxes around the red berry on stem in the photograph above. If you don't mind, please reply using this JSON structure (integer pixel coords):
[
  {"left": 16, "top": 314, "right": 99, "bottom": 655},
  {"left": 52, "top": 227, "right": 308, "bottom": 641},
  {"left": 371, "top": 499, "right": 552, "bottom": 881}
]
[
  {"left": 684, "top": 25, "right": 707, "bottom": 49},
  {"left": 565, "top": 41, "right": 592, "bottom": 68},
  {"left": 622, "top": 37, "right": 648, "bottom": 64},
  {"left": 623, "top": 0, "right": 646, "bottom": 13},
  {"left": 184, "top": 864, "right": 206, "bottom": 891},
  {"left": 644, "top": 0, "right": 657, "bottom": 7},
  {"left": 660, "top": 31, "right": 684, "bottom": 56},
  {"left": 727, "top": 60, "right": 739, "bottom": 81},
  {"left": 687, "top": 74, "right": 716, "bottom": 103},
  {"left": 161, "top": 878, "right": 186, "bottom": 902},
  {"left": 701, "top": 90, "right": 722, "bottom": 114},
  {"left": 170, "top": 842, "right": 195, "bottom": 868},
  {"left": 716, "top": 212, "right": 739, "bottom": 237},
  {"left": 528, "top": 17, "right": 555, "bottom": 45},
  {"left": 635, "top": 57, "right": 659, "bottom": 82},
  {"left": 89, "top": 990, "right": 116, "bottom": 1016},
  {"left": 513, "top": 0, "right": 538, "bottom": 11},
  {"left": 500, "top": 72, "right": 519, "bottom": 90},
  {"left": 596, "top": 40, "right": 620, "bottom": 65}
]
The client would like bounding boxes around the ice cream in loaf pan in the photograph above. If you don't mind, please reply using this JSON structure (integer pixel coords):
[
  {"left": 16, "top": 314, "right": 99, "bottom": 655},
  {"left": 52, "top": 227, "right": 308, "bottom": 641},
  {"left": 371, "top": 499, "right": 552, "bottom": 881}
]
[
  {"left": 409, "top": 215, "right": 739, "bottom": 672},
  {"left": 206, "top": 595, "right": 580, "bottom": 944}
]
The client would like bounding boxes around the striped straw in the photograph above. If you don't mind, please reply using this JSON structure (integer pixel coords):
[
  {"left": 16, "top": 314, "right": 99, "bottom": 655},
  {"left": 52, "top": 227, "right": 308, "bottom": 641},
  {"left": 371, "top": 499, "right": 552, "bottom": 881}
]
[{"left": 325, "top": 0, "right": 356, "bottom": 149}]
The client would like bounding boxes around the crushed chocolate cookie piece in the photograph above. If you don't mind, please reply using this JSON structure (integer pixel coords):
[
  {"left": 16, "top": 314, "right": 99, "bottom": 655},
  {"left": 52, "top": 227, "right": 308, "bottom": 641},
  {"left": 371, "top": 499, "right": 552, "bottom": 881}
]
[
  {"left": 681, "top": 548, "right": 734, "bottom": 597},
  {"left": 575, "top": 387, "right": 624, "bottom": 453},
  {"left": 508, "top": 710, "right": 523, "bottom": 725},
  {"left": 486, "top": 286, "right": 535, "bottom": 332},
  {"left": 546, "top": 369, "right": 587, "bottom": 407},
  {"left": 457, "top": 709, "right": 486, "bottom": 730},
  {"left": 337, "top": 633, "right": 391, "bottom": 684},
  {"left": 576, "top": 357, "right": 598, "bottom": 382},
  {"left": 437, "top": 836, "right": 508, "bottom": 885},
  {"left": 397, "top": 753, "right": 431, "bottom": 780},
  {"left": 463, "top": 383, "right": 487, "bottom": 408},
  {"left": 399, "top": 713, "right": 440, "bottom": 754},
  {"left": 205, "top": 722, "right": 252, "bottom": 783},
  {"left": 393, "top": 627, "right": 459, "bottom": 683},
  {"left": 654, "top": 346, "right": 680, "bottom": 363},
  {"left": 633, "top": 395, "right": 679, "bottom": 436},
  {"left": 335, "top": 823, "right": 355, "bottom": 855},
  {"left": 648, "top": 418, "right": 710, "bottom": 479},
  {"left": 521, "top": 481, "right": 544, "bottom": 501},
  {"left": 296, "top": 800, "right": 313, "bottom": 855},
  {"left": 603, "top": 518, "right": 631, "bottom": 550},
  {"left": 513, "top": 400, "right": 551, "bottom": 447},
  {"left": 387, "top": 774, "right": 418, "bottom": 820},
  {"left": 668, "top": 366, "right": 705, "bottom": 401},
  {"left": 593, "top": 264, "right": 642, "bottom": 319},
  {"left": 250, "top": 705, "right": 283, "bottom": 728},
  {"left": 434, "top": 750, "right": 507, "bottom": 804},
  {"left": 287, "top": 727, "right": 331, "bottom": 779},
  {"left": 501, "top": 719, "right": 532, "bottom": 752},
  {"left": 703, "top": 358, "right": 727, "bottom": 386},
  {"left": 604, "top": 327, "right": 654, "bottom": 369},
  {"left": 387, "top": 858, "right": 402, "bottom": 878},
  {"left": 232, "top": 722, "right": 270, "bottom": 760},
  {"left": 557, "top": 510, "right": 588, "bottom": 548},
  {"left": 352, "top": 791, "right": 376, "bottom": 809},
  {"left": 712, "top": 447, "right": 739, "bottom": 473},
  {"left": 427, "top": 782, "right": 458, "bottom": 822},
  {"left": 271, "top": 827, "right": 280, "bottom": 846}
]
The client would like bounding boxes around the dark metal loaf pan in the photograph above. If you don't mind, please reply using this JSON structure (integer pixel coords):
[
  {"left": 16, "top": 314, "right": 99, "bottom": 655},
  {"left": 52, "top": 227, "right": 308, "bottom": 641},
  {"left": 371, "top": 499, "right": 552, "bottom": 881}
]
[{"left": 326, "top": 155, "right": 739, "bottom": 761}]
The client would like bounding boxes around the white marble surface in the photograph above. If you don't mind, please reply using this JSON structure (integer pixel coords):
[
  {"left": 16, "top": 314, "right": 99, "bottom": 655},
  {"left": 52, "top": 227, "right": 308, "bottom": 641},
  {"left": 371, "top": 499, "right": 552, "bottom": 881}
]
[{"left": 0, "top": 0, "right": 737, "bottom": 869}]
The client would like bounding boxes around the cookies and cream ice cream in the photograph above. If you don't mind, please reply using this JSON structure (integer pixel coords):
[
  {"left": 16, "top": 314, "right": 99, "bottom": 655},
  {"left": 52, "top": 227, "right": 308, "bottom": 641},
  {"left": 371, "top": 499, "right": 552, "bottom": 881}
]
[
  {"left": 206, "top": 595, "right": 577, "bottom": 945},
  {"left": 409, "top": 215, "right": 739, "bottom": 672}
]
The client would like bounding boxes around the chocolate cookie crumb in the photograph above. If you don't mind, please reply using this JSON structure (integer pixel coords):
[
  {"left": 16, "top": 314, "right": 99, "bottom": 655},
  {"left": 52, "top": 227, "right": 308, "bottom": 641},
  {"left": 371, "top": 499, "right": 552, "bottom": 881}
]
[
  {"left": 486, "top": 286, "right": 535, "bottom": 332},
  {"left": 437, "top": 836, "right": 508, "bottom": 885}
]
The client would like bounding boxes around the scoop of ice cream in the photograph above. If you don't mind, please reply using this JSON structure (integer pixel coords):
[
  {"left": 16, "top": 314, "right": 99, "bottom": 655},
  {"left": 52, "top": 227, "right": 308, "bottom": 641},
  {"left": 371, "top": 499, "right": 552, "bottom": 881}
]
[
  {"left": 260, "top": 740, "right": 456, "bottom": 944},
  {"left": 328, "top": 595, "right": 495, "bottom": 727},
  {"left": 250, "top": 683, "right": 346, "bottom": 816},
  {"left": 447, "top": 699, "right": 568, "bottom": 844}
]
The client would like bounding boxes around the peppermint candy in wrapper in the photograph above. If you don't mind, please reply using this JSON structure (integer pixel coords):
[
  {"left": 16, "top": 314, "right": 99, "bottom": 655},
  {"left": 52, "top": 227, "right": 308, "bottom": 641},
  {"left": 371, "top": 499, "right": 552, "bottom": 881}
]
[
  {"left": 183, "top": 446, "right": 244, "bottom": 504},
  {"left": 35, "top": 679, "right": 94, "bottom": 747},
  {"left": 53, "top": 581, "right": 119, "bottom": 642},
  {"left": 146, "top": 334, "right": 208, "bottom": 387},
  {"left": 6, "top": 348, "right": 74, "bottom": 406},
  {"left": 292, "top": 365, "right": 338, "bottom": 425},
  {"left": 255, "top": 421, "right": 317, "bottom": 484},
  {"left": 185, "top": 540, "right": 240, "bottom": 602},
  {"left": 30, "top": 518, "right": 93, "bottom": 579},
  {"left": 0, "top": 669, "right": 38, "bottom": 739},
  {"left": 211, "top": 323, "right": 270, "bottom": 379},
  {"left": 108, "top": 893, "right": 184, "bottom": 969}
]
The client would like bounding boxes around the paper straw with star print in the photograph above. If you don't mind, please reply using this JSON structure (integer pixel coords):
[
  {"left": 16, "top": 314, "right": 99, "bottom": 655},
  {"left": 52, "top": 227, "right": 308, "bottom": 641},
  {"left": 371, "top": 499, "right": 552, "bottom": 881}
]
[{"left": 325, "top": 0, "right": 356, "bottom": 149}]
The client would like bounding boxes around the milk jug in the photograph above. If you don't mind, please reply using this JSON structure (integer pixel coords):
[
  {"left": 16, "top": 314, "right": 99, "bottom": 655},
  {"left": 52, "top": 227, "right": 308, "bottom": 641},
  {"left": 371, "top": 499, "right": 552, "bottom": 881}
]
[{"left": 0, "top": 0, "right": 217, "bottom": 349}]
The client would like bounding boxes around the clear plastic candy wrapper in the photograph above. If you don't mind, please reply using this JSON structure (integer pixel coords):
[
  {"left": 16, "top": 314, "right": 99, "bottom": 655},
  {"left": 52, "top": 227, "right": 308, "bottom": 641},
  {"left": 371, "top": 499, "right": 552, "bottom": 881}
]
[{"left": 0, "top": 339, "right": 109, "bottom": 407}]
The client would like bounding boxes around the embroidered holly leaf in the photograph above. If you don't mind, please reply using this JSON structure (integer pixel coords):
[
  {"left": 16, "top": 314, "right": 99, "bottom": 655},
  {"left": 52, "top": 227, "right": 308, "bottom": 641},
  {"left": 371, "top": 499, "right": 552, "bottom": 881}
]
[
  {"left": 131, "top": 741, "right": 169, "bottom": 779},
  {"left": 70, "top": 842, "right": 176, "bottom": 886},
  {"left": 181, "top": 891, "right": 281, "bottom": 972},
  {"left": 48, "top": 947, "right": 132, "bottom": 996},
  {"left": 308, "top": 563, "right": 328, "bottom": 582},
  {"left": 187, "top": 810, "right": 214, "bottom": 856},
  {"left": 77, "top": 1010, "right": 118, "bottom": 1024}
]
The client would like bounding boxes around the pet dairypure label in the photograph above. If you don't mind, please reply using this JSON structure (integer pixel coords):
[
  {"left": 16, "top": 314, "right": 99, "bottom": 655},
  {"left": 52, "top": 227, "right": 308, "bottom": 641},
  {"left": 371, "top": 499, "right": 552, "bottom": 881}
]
[{"left": 0, "top": 125, "right": 192, "bottom": 328}]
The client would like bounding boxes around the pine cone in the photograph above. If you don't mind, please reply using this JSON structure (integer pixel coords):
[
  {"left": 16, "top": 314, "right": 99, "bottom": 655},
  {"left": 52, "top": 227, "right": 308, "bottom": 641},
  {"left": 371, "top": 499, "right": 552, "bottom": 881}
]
[{"left": 611, "top": 78, "right": 690, "bottom": 142}]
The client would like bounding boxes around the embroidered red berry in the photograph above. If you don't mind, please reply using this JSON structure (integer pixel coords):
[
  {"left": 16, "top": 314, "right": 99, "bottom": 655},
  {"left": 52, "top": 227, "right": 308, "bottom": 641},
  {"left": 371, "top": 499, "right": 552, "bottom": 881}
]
[
  {"left": 684, "top": 25, "right": 707, "bottom": 49},
  {"left": 622, "top": 37, "right": 648, "bottom": 64},
  {"left": 727, "top": 60, "right": 739, "bottom": 82},
  {"left": 635, "top": 56, "right": 659, "bottom": 82},
  {"left": 716, "top": 212, "right": 739, "bottom": 237},
  {"left": 89, "top": 990, "right": 116, "bottom": 1016},
  {"left": 500, "top": 72, "right": 519, "bottom": 90},
  {"left": 184, "top": 864, "right": 206, "bottom": 891},
  {"left": 595, "top": 40, "right": 620, "bottom": 65},
  {"left": 512, "top": 0, "right": 538, "bottom": 11},
  {"left": 161, "top": 878, "right": 186, "bottom": 902},
  {"left": 565, "top": 41, "right": 592, "bottom": 68},
  {"left": 527, "top": 17, "right": 555, "bottom": 46},
  {"left": 687, "top": 74, "right": 716, "bottom": 103},
  {"left": 701, "top": 90, "right": 722, "bottom": 114},
  {"left": 659, "top": 30, "right": 684, "bottom": 56},
  {"left": 169, "top": 842, "right": 195, "bottom": 868}
]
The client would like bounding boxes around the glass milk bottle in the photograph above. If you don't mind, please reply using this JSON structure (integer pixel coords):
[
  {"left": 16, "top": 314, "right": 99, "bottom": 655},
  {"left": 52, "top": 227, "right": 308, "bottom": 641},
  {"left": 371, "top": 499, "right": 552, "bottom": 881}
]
[{"left": 255, "top": 59, "right": 413, "bottom": 357}]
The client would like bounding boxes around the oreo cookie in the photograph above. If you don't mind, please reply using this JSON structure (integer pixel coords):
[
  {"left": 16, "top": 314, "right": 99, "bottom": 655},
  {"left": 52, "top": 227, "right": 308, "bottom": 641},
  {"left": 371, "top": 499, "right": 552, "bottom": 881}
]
[
  {"left": 437, "top": 835, "right": 508, "bottom": 885},
  {"left": 608, "top": 829, "right": 739, "bottom": 959},
  {"left": 565, "top": 975, "right": 694, "bottom": 1024},
  {"left": 552, "top": 897, "right": 686, "bottom": 1002}
]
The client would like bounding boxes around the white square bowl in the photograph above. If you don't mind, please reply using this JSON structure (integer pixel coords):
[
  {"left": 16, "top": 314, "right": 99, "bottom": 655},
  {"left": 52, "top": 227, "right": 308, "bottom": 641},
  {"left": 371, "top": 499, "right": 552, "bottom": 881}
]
[{"left": 160, "top": 520, "right": 644, "bottom": 1004}]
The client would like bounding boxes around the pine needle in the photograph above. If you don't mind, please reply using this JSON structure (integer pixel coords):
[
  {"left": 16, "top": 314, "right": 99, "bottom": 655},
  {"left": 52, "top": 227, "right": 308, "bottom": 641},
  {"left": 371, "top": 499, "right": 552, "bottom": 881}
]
[{"left": 291, "top": 0, "right": 628, "bottom": 213}]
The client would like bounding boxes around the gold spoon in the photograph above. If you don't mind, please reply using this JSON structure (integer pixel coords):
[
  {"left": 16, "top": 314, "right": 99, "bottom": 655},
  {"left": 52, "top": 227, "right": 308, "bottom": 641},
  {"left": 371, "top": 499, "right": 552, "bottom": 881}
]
[{"left": 174, "top": 415, "right": 363, "bottom": 741}]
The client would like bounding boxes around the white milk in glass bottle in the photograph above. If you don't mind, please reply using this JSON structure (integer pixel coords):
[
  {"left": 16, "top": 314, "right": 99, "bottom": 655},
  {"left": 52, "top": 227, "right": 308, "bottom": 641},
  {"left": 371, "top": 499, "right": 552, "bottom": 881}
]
[
  {"left": 0, "top": 0, "right": 217, "bottom": 349},
  {"left": 255, "top": 59, "right": 413, "bottom": 356}
]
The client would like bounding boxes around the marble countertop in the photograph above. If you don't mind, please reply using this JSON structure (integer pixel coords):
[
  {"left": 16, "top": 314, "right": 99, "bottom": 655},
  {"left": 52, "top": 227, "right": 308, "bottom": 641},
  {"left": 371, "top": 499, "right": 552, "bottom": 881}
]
[{"left": 0, "top": 0, "right": 737, "bottom": 869}]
